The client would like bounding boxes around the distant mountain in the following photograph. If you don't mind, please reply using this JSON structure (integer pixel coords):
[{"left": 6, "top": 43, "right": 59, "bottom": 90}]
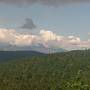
[
  {"left": 30, "top": 46, "right": 67, "bottom": 54},
  {"left": 0, "top": 51, "right": 44, "bottom": 62},
  {"left": 0, "top": 44, "right": 66, "bottom": 54}
]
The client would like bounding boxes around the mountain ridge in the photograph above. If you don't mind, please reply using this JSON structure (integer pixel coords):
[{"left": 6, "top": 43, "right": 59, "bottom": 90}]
[{"left": 0, "top": 44, "right": 66, "bottom": 54}]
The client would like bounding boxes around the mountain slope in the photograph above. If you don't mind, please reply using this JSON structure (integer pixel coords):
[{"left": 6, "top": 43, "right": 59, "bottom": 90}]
[{"left": 0, "top": 50, "right": 90, "bottom": 89}]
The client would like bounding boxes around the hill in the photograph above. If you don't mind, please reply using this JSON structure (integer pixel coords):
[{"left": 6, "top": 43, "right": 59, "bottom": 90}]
[
  {"left": 0, "top": 51, "right": 44, "bottom": 62},
  {"left": 0, "top": 50, "right": 90, "bottom": 89}
]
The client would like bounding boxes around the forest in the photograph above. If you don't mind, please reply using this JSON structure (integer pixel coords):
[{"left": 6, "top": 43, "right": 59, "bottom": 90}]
[{"left": 0, "top": 50, "right": 90, "bottom": 90}]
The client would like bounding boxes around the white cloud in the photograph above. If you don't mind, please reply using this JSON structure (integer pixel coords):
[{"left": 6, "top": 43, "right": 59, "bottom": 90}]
[
  {"left": 0, "top": 29, "right": 35, "bottom": 46},
  {"left": 68, "top": 36, "right": 81, "bottom": 45},
  {"left": 0, "top": 28, "right": 90, "bottom": 50},
  {"left": 40, "top": 29, "right": 63, "bottom": 42},
  {"left": 0, "top": 29, "right": 16, "bottom": 44}
]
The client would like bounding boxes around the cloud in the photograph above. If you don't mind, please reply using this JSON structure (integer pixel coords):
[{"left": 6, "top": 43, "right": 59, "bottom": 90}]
[
  {"left": 0, "top": 28, "right": 37, "bottom": 46},
  {"left": 40, "top": 30, "right": 64, "bottom": 42},
  {"left": 0, "top": 28, "right": 90, "bottom": 50},
  {"left": 0, "top": 29, "right": 16, "bottom": 44},
  {"left": 68, "top": 36, "right": 81, "bottom": 45},
  {"left": 88, "top": 32, "right": 90, "bottom": 35},
  {"left": 0, "top": 0, "right": 89, "bottom": 6},
  {"left": 20, "top": 18, "right": 36, "bottom": 30}
]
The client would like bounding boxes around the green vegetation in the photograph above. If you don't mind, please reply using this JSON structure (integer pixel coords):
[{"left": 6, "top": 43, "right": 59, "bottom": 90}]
[{"left": 0, "top": 50, "right": 90, "bottom": 90}]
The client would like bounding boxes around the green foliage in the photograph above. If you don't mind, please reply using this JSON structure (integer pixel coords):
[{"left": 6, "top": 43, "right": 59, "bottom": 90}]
[{"left": 0, "top": 50, "right": 90, "bottom": 89}]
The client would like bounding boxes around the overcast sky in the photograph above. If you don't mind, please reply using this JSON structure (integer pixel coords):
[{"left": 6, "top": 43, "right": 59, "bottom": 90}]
[{"left": 0, "top": 1, "right": 90, "bottom": 50}]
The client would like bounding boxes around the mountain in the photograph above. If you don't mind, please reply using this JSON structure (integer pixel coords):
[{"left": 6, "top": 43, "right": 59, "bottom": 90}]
[
  {"left": 22, "top": 44, "right": 66, "bottom": 54},
  {"left": 0, "top": 44, "right": 66, "bottom": 54},
  {"left": 0, "top": 49, "right": 90, "bottom": 89},
  {"left": 0, "top": 51, "right": 44, "bottom": 62}
]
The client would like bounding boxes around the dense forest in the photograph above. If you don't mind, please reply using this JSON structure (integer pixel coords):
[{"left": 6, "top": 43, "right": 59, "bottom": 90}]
[{"left": 0, "top": 50, "right": 90, "bottom": 90}]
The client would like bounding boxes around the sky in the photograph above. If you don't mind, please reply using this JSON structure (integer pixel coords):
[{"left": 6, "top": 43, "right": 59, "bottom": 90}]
[{"left": 0, "top": 0, "right": 90, "bottom": 50}]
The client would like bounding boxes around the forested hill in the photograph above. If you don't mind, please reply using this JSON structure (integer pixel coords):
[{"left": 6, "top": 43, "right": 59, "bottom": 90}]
[
  {"left": 0, "top": 50, "right": 90, "bottom": 89},
  {"left": 52, "top": 49, "right": 90, "bottom": 59},
  {"left": 0, "top": 51, "right": 45, "bottom": 62}
]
